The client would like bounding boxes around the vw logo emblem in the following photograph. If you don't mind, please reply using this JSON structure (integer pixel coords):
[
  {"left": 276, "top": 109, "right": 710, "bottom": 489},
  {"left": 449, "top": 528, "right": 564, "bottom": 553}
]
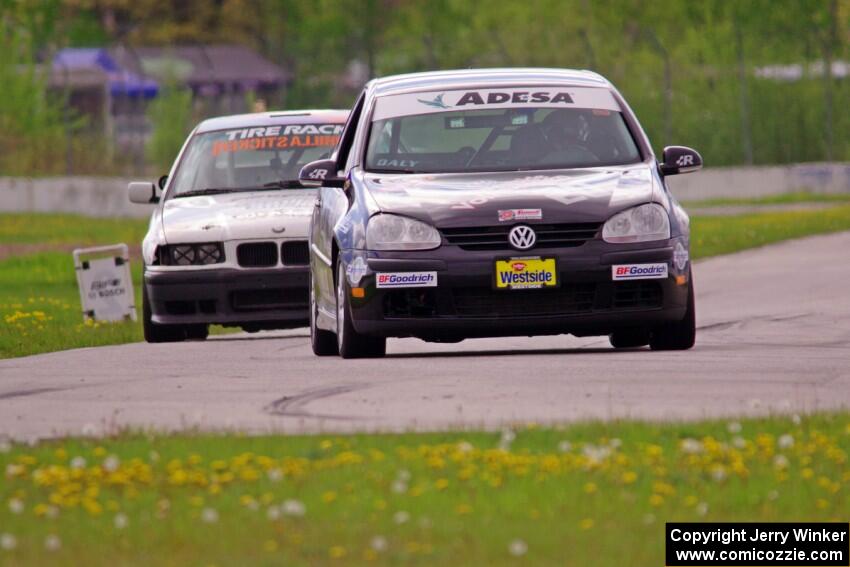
[{"left": 508, "top": 225, "right": 536, "bottom": 250}]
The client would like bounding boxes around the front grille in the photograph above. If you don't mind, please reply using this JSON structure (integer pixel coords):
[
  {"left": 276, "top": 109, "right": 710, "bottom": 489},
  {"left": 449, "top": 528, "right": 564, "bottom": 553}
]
[
  {"left": 382, "top": 280, "right": 664, "bottom": 319},
  {"left": 441, "top": 222, "right": 601, "bottom": 251},
  {"left": 231, "top": 289, "right": 309, "bottom": 311},
  {"left": 164, "top": 300, "right": 196, "bottom": 315},
  {"left": 163, "top": 299, "right": 217, "bottom": 316},
  {"left": 612, "top": 281, "right": 663, "bottom": 309},
  {"left": 156, "top": 243, "right": 224, "bottom": 266},
  {"left": 281, "top": 241, "right": 310, "bottom": 266},
  {"left": 383, "top": 289, "right": 439, "bottom": 318},
  {"left": 237, "top": 242, "right": 278, "bottom": 267},
  {"left": 451, "top": 284, "right": 597, "bottom": 318}
]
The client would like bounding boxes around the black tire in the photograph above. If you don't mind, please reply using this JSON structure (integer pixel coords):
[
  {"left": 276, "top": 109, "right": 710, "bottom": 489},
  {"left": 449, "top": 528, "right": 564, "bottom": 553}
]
[
  {"left": 650, "top": 270, "right": 696, "bottom": 351},
  {"left": 336, "top": 261, "right": 386, "bottom": 359},
  {"left": 142, "top": 284, "right": 185, "bottom": 343},
  {"left": 185, "top": 324, "right": 209, "bottom": 341},
  {"left": 310, "top": 271, "right": 338, "bottom": 356},
  {"left": 609, "top": 329, "right": 650, "bottom": 349}
]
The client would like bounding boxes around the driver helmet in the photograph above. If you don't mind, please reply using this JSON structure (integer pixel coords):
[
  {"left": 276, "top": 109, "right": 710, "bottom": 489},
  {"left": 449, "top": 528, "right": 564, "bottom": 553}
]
[{"left": 541, "top": 109, "right": 590, "bottom": 151}]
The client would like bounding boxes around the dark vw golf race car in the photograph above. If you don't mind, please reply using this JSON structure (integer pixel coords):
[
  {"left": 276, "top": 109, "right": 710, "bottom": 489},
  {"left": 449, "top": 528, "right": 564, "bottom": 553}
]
[{"left": 301, "top": 69, "right": 702, "bottom": 358}]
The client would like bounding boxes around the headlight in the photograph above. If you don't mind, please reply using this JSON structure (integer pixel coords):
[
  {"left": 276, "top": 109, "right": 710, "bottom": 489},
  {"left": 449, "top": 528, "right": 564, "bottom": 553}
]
[
  {"left": 366, "top": 214, "right": 441, "bottom": 250},
  {"left": 602, "top": 203, "right": 670, "bottom": 243},
  {"left": 156, "top": 243, "right": 225, "bottom": 265}
]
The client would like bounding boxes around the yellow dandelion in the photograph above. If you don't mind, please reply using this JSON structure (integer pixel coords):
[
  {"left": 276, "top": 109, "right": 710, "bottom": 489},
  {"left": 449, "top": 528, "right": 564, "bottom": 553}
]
[
  {"left": 580, "top": 518, "right": 595, "bottom": 530},
  {"left": 329, "top": 545, "right": 346, "bottom": 559},
  {"left": 583, "top": 482, "right": 597, "bottom": 494}
]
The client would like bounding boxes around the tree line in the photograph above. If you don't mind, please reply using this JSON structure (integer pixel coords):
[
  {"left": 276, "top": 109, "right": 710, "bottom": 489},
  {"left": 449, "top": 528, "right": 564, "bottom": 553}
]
[{"left": 1, "top": 0, "right": 848, "bottom": 175}]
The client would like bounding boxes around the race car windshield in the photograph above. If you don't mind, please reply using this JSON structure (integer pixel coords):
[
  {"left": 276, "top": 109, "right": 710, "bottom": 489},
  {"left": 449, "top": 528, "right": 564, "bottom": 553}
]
[
  {"left": 168, "top": 124, "right": 343, "bottom": 197},
  {"left": 365, "top": 88, "right": 641, "bottom": 174}
]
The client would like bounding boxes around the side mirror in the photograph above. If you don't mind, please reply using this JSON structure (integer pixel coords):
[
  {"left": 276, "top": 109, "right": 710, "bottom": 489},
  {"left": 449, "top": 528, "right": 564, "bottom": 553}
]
[
  {"left": 660, "top": 146, "right": 703, "bottom": 176},
  {"left": 128, "top": 181, "right": 159, "bottom": 204},
  {"left": 299, "top": 158, "right": 344, "bottom": 188}
]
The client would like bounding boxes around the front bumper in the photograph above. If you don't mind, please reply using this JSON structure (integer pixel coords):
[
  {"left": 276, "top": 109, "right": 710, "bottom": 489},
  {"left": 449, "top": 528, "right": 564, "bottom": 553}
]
[
  {"left": 145, "top": 266, "right": 309, "bottom": 327},
  {"left": 343, "top": 239, "right": 690, "bottom": 340}
]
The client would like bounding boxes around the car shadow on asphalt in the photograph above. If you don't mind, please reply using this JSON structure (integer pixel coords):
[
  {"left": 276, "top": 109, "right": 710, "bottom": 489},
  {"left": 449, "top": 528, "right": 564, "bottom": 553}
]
[
  {"left": 386, "top": 347, "right": 641, "bottom": 358},
  {"left": 209, "top": 333, "right": 309, "bottom": 343}
]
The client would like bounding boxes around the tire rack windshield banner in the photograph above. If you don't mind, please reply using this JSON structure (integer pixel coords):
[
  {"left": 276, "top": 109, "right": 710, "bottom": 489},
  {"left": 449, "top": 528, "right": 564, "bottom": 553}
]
[
  {"left": 372, "top": 87, "right": 621, "bottom": 121},
  {"left": 211, "top": 124, "right": 343, "bottom": 156}
]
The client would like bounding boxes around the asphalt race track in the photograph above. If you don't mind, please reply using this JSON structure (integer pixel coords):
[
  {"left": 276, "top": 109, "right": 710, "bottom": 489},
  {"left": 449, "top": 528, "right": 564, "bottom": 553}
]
[{"left": 2, "top": 232, "right": 849, "bottom": 440}]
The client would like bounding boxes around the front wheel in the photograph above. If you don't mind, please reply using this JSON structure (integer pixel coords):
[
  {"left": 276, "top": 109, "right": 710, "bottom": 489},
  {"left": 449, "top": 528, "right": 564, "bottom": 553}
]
[
  {"left": 609, "top": 329, "right": 650, "bottom": 349},
  {"left": 336, "top": 261, "right": 386, "bottom": 359},
  {"left": 185, "top": 325, "right": 208, "bottom": 341},
  {"left": 142, "top": 284, "right": 185, "bottom": 343},
  {"left": 310, "top": 271, "right": 338, "bottom": 356},
  {"left": 650, "top": 270, "right": 696, "bottom": 351}
]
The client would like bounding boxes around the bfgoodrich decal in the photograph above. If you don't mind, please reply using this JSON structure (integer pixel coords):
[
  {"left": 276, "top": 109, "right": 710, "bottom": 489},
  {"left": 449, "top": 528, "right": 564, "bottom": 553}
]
[
  {"left": 375, "top": 272, "right": 438, "bottom": 288},
  {"left": 611, "top": 264, "right": 668, "bottom": 281},
  {"left": 373, "top": 87, "right": 621, "bottom": 121}
]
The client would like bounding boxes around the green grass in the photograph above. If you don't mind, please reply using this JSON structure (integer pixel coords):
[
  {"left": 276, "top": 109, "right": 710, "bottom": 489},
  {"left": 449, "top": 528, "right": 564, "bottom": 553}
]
[
  {"left": 0, "top": 213, "right": 229, "bottom": 359},
  {"left": 683, "top": 191, "right": 850, "bottom": 208},
  {"left": 0, "top": 213, "right": 148, "bottom": 246},
  {"left": 0, "top": 213, "right": 149, "bottom": 358},
  {"left": 0, "top": 252, "right": 144, "bottom": 358},
  {"left": 2, "top": 206, "right": 850, "bottom": 359},
  {"left": 0, "top": 414, "right": 848, "bottom": 566},
  {"left": 690, "top": 205, "right": 850, "bottom": 259}
]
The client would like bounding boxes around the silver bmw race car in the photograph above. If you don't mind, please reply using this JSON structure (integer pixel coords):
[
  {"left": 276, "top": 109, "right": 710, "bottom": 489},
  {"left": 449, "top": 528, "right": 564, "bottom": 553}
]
[{"left": 129, "top": 109, "right": 347, "bottom": 342}]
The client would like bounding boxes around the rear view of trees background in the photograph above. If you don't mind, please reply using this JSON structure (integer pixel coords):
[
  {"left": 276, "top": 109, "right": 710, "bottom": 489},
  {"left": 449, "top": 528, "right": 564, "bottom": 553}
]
[{"left": 1, "top": 0, "right": 849, "bottom": 175}]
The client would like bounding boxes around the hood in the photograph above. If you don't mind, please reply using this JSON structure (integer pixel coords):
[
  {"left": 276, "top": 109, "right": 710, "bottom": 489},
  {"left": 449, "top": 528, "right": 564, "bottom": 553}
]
[
  {"left": 160, "top": 190, "right": 316, "bottom": 243},
  {"left": 361, "top": 164, "right": 661, "bottom": 227}
]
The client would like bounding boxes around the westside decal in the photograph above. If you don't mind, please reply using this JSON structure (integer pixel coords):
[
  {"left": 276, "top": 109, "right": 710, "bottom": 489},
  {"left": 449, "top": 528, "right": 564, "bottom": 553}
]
[
  {"left": 373, "top": 87, "right": 621, "bottom": 121},
  {"left": 611, "top": 263, "right": 668, "bottom": 281}
]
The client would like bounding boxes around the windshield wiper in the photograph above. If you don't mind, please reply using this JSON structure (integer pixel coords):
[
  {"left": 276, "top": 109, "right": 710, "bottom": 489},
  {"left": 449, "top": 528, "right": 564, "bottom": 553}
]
[
  {"left": 172, "top": 187, "right": 239, "bottom": 198},
  {"left": 367, "top": 168, "right": 419, "bottom": 174},
  {"left": 174, "top": 183, "right": 307, "bottom": 198},
  {"left": 262, "top": 180, "right": 306, "bottom": 189}
]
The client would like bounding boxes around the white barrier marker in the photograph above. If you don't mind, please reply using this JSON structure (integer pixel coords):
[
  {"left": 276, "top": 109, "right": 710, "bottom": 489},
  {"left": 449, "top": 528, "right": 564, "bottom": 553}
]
[{"left": 73, "top": 244, "right": 137, "bottom": 322}]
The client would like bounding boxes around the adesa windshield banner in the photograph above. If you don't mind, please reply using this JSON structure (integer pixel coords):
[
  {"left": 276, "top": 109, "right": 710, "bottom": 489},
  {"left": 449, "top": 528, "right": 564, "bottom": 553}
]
[{"left": 372, "top": 87, "right": 621, "bottom": 121}]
